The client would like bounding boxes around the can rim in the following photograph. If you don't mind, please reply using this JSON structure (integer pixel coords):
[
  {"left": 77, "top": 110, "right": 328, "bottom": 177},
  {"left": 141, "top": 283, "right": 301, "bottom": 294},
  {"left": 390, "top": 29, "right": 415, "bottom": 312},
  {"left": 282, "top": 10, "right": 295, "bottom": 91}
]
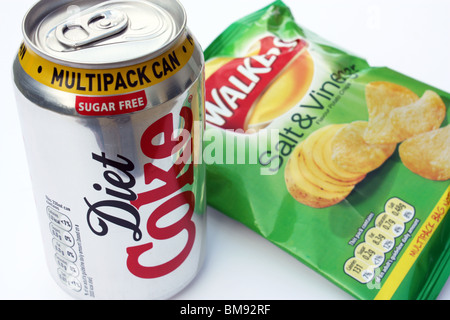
[{"left": 22, "top": 0, "right": 188, "bottom": 69}]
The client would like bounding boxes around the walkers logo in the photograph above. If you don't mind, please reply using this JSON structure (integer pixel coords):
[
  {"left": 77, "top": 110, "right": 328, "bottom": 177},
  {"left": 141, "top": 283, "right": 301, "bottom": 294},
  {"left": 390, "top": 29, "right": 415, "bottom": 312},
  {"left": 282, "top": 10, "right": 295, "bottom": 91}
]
[{"left": 205, "top": 35, "right": 315, "bottom": 131}]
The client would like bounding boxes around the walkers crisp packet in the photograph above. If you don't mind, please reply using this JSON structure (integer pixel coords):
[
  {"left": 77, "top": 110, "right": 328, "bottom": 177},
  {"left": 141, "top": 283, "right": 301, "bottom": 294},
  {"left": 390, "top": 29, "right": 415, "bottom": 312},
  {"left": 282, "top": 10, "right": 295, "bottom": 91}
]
[{"left": 203, "top": 0, "right": 450, "bottom": 299}]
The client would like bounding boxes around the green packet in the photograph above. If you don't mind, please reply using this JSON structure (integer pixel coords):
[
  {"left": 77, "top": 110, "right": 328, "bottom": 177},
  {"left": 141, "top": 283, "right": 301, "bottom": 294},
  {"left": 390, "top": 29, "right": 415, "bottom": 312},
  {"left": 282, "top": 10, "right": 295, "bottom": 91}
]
[{"left": 203, "top": 0, "right": 450, "bottom": 300}]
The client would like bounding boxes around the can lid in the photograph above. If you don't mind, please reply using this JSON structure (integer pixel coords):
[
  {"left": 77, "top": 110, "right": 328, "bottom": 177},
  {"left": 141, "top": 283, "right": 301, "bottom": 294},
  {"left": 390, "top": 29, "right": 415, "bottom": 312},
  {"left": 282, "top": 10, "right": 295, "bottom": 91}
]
[{"left": 23, "top": 0, "right": 187, "bottom": 68}]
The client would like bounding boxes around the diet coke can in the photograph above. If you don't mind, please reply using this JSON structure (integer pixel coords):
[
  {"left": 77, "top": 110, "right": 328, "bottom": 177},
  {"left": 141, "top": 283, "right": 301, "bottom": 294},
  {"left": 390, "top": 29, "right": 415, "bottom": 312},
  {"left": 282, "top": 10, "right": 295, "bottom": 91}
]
[{"left": 13, "top": 0, "right": 206, "bottom": 300}]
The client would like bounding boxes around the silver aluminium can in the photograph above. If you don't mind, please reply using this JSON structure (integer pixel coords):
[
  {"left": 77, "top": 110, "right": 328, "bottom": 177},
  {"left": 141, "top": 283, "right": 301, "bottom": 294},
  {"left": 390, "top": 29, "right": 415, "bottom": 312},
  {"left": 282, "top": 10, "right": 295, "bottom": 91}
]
[{"left": 13, "top": 0, "right": 206, "bottom": 300}]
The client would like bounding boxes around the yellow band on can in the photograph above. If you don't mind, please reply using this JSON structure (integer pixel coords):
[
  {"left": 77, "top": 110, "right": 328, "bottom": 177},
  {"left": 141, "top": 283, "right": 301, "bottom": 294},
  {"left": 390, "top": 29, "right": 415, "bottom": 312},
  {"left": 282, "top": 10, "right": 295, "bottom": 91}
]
[{"left": 18, "top": 35, "right": 195, "bottom": 96}]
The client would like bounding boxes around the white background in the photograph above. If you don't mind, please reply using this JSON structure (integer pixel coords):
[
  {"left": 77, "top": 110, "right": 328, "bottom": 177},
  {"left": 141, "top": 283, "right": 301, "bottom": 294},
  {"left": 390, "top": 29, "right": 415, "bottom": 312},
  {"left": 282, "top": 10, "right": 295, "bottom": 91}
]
[{"left": 1, "top": 0, "right": 449, "bottom": 300}]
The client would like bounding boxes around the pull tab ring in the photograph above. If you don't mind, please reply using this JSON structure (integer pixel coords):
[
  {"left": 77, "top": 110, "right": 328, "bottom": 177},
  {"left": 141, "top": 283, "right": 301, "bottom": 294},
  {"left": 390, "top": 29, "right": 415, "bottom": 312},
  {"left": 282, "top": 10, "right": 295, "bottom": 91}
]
[{"left": 55, "top": 9, "right": 128, "bottom": 48}]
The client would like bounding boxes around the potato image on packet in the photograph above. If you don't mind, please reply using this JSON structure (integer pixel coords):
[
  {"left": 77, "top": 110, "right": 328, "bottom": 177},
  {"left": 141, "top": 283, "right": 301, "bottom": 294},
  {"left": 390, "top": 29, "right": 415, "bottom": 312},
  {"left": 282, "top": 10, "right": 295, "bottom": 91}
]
[
  {"left": 285, "top": 125, "right": 358, "bottom": 209},
  {"left": 364, "top": 82, "right": 446, "bottom": 144},
  {"left": 285, "top": 79, "right": 448, "bottom": 209},
  {"left": 285, "top": 121, "right": 396, "bottom": 208},
  {"left": 399, "top": 125, "right": 450, "bottom": 181},
  {"left": 331, "top": 121, "right": 396, "bottom": 174},
  {"left": 362, "top": 81, "right": 448, "bottom": 181},
  {"left": 304, "top": 125, "right": 366, "bottom": 185}
]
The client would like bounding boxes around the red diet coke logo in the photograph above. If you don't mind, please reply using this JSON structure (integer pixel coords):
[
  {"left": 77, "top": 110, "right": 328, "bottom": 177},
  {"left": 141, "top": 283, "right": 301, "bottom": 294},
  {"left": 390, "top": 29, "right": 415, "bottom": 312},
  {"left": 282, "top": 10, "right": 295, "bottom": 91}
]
[{"left": 84, "top": 106, "right": 195, "bottom": 279}]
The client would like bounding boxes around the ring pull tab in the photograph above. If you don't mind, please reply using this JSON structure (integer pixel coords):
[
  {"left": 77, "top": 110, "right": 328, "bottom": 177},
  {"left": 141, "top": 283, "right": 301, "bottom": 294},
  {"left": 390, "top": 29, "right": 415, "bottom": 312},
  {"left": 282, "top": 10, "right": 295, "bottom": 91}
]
[{"left": 56, "top": 9, "right": 128, "bottom": 48}]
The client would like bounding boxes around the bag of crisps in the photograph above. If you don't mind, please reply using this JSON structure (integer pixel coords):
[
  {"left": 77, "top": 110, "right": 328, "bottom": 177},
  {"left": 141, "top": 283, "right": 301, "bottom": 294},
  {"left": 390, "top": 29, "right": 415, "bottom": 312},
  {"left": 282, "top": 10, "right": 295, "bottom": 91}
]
[{"left": 204, "top": 0, "right": 450, "bottom": 300}]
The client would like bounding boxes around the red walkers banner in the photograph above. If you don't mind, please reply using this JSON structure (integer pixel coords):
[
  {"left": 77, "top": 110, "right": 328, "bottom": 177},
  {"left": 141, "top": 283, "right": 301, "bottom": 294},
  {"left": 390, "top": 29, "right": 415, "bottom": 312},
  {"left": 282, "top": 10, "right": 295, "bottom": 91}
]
[{"left": 205, "top": 36, "right": 308, "bottom": 130}]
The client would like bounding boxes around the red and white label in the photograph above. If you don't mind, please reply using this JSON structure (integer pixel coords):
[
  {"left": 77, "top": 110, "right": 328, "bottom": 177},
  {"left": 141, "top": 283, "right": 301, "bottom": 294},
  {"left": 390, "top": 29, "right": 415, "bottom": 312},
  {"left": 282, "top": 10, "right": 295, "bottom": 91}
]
[
  {"left": 76, "top": 91, "right": 147, "bottom": 116},
  {"left": 84, "top": 104, "right": 196, "bottom": 280},
  {"left": 127, "top": 106, "right": 196, "bottom": 279},
  {"left": 205, "top": 36, "right": 308, "bottom": 130}
]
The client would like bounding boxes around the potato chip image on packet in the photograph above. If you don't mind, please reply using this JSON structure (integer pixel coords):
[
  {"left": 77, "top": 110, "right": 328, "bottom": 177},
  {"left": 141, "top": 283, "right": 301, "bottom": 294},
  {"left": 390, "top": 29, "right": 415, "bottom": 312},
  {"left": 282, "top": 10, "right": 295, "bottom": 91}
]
[
  {"left": 284, "top": 121, "right": 398, "bottom": 209},
  {"left": 364, "top": 82, "right": 446, "bottom": 144},
  {"left": 285, "top": 125, "right": 358, "bottom": 209},
  {"left": 204, "top": 0, "right": 450, "bottom": 300},
  {"left": 364, "top": 81, "right": 420, "bottom": 144},
  {"left": 331, "top": 121, "right": 396, "bottom": 174},
  {"left": 399, "top": 125, "right": 450, "bottom": 181}
]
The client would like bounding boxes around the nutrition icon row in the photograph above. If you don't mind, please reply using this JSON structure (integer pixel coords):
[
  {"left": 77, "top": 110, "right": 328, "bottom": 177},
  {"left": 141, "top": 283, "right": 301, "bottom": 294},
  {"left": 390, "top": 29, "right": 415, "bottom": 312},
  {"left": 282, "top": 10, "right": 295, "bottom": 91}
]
[
  {"left": 47, "top": 206, "right": 83, "bottom": 293},
  {"left": 344, "top": 198, "right": 415, "bottom": 284}
]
